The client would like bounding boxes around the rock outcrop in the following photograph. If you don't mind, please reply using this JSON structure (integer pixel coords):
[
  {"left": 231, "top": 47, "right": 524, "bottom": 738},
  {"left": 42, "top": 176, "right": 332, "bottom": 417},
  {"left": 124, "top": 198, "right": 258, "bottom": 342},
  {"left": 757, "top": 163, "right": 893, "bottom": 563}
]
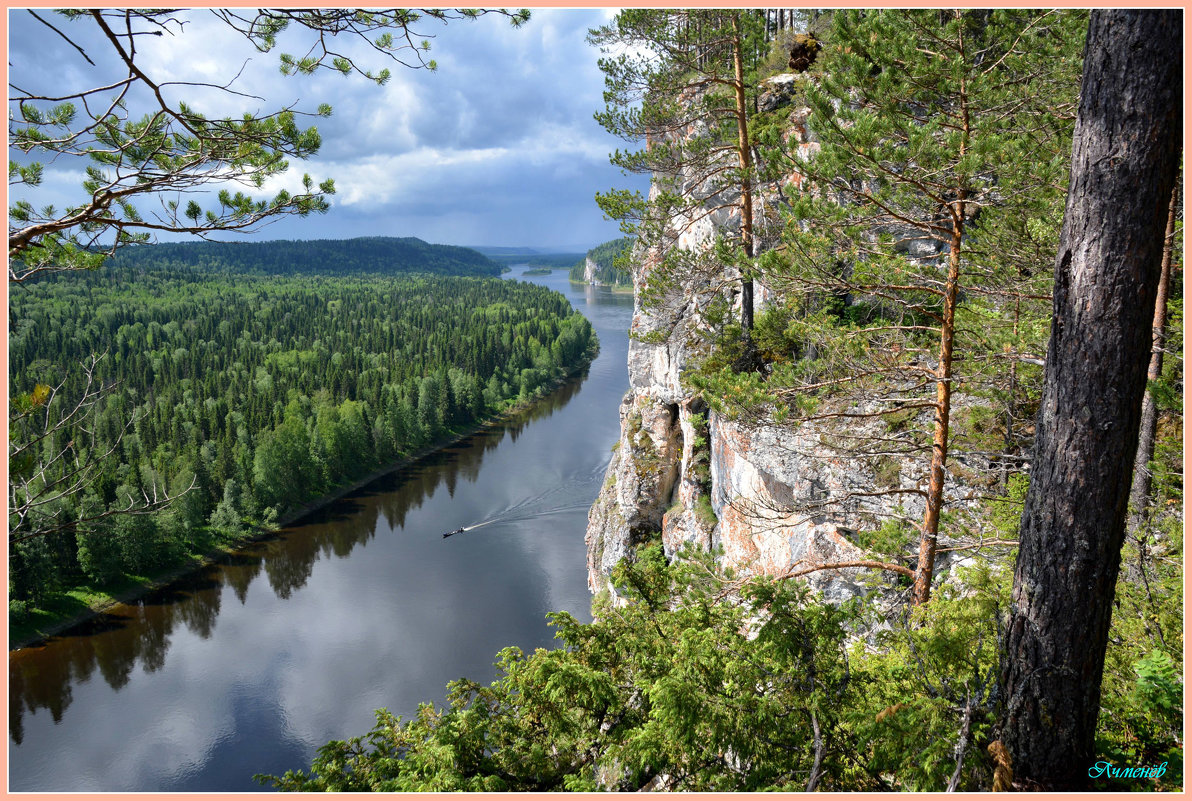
[
  {"left": 586, "top": 74, "right": 970, "bottom": 601},
  {"left": 582, "top": 256, "right": 599, "bottom": 285}
]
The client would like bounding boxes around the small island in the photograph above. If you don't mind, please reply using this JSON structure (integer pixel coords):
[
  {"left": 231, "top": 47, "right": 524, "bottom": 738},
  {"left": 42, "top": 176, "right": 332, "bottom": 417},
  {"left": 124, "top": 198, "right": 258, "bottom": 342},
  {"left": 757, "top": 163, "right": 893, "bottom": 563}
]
[{"left": 523, "top": 267, "right": 553, "bottom": 275}]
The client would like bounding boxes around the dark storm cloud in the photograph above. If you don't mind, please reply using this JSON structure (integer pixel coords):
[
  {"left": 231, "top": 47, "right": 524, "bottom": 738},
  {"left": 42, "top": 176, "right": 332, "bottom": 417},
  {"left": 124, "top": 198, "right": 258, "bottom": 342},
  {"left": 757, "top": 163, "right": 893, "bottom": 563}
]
[{"left": 292, "top": 8, "right": 644, "bottom": 249}]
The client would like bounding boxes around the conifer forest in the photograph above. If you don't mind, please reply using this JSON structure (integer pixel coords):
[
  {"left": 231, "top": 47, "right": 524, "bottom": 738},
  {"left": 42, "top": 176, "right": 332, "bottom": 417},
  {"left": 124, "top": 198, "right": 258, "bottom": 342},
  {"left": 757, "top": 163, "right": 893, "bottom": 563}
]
[{"left": 8, "top": 7, "right": 1184, "bottom": 794}]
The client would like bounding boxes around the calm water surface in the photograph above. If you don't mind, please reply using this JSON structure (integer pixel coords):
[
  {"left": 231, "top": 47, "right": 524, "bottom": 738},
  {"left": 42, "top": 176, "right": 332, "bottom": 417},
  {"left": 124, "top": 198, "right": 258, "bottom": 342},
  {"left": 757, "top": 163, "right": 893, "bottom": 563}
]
[{"left": 8, "top": 266, "right": 632, "bottom": 791}]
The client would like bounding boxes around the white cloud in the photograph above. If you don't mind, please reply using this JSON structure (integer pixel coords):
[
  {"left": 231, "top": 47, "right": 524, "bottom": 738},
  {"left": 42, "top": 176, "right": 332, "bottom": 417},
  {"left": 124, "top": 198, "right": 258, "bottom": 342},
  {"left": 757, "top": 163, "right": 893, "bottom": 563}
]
[
  {"left": 281, "top": 146, "right": 514, "bottom": 207},
  {"left": 10, "top": 8, "right": 649, "bottom": 249},
  {"left": 8, "top": 165, "right": 87, "bottom": 212}
]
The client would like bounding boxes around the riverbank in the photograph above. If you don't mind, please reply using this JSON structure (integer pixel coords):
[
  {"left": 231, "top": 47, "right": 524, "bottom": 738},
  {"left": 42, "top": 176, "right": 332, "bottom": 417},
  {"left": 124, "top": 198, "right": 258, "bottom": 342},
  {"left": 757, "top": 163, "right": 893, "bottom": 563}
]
[
  {"left": 9, "top": 346, "right": 597, "bottom": 651},
  {"left": 569, "top": 277, "right": 633, "bottom": 293}
]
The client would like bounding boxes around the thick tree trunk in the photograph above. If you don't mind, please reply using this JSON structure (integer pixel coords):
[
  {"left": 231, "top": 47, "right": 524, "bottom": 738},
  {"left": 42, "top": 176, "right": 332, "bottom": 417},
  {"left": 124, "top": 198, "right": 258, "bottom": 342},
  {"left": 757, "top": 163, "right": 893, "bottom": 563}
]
[
  {"left": 730, "top": 13, "right": 755, "bottom": 335},
  {"left": 1128, "top": 177, "right": 1180, "bottom": 532},
  {"left": 999, "top": 10, "right": 1182, "bottom": 790}
]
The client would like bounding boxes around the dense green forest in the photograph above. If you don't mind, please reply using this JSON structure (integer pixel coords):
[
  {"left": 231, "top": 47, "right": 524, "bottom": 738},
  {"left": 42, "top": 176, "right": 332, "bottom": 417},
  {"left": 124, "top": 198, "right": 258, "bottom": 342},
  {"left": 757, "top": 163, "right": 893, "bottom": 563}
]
[
  {"left": 9, "top": 259, "right": 595, "bottom": 621},
  {"left": 106, "top": 236, "right": 502, "bottom": 277},
  {"left": 568, "top": 237, "right": 633, "bottom": 286}
]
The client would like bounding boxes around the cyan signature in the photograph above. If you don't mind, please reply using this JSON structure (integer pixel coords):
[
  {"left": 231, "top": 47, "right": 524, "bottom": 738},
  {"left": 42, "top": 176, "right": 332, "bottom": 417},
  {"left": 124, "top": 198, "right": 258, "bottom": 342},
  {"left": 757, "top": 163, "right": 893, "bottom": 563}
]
[{"left": 1089, "top": 761, "right": 1168, "bottom": 779}]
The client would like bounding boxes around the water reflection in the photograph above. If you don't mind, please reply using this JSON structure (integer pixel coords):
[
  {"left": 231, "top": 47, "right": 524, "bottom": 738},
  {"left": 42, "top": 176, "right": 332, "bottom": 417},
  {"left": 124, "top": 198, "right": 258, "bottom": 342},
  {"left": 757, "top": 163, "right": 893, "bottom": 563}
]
[
  {"left": 9, "top": 268, "right": 633, "bottom": 791},
  {"left": 11, "top": 371, "right": 595, "bottom": 729}
]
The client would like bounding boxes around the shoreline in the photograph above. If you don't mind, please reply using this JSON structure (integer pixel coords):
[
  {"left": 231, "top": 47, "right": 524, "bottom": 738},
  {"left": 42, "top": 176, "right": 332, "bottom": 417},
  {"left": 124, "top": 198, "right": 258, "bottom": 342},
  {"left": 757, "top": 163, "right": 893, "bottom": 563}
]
[
  {"left": 9, "top": 349, "right": 596, "bottom": 652},
  {"left": 568, "top": 277, "right": 634, "bottom": 293}
]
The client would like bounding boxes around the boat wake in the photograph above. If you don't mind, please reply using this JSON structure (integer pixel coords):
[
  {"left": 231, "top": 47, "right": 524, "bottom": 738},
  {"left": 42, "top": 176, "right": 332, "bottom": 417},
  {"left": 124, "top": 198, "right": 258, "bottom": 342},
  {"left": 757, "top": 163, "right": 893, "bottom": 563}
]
[{"left": 449, "top": 467, "right": 606, "bottom": 536}]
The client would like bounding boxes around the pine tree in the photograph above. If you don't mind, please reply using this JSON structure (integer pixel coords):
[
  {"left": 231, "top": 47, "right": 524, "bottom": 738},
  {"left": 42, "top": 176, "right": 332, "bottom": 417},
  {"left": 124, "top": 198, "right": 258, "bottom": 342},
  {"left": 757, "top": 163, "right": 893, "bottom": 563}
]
[
  {"left": 759, "top": 9, "right": 1086, "bottom": 603},
  {"left": 1128, "top": 177, "right": 1182, "bottom": 532},
  {"left": 591, "top": 10, "right": 769, "bottom": 345},
  {"left": 999, "top": 9, "right": 1182, "bottom": 789}
]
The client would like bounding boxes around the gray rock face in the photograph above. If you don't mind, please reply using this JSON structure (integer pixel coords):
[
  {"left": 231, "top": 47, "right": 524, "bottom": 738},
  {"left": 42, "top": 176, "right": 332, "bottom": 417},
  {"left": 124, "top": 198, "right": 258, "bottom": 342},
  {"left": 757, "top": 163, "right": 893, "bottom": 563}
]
[
  {"left": 757, "top": 73, "right": 803, "bottom": 112},
  {"left": 708, "top": 412, "right": 920, "bottom": 603},
  {"left": 584, "top": 73, "right": 976, "bottom": 602},
  {"left": 586, "top": 392, "right": 682, "bottom": 595},
  {"left": 588, "top": 75, "right": 834, "bottom": 597},
  {"left": 659, "top": 398, "right": 714, "bottom": 557}
]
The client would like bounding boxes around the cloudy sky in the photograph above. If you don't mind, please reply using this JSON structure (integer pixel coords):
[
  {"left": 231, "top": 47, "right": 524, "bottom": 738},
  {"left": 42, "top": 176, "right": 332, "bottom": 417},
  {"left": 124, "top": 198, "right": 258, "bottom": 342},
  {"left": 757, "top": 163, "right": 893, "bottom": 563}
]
[{"left": 8, "top": 9, "right": 649, "bottom": 251}]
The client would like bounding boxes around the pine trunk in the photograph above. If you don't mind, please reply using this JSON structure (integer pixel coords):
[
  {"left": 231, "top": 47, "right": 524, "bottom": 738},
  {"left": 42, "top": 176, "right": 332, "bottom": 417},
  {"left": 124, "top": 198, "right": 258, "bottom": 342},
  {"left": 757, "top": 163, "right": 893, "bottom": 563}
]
[
  {"left": 913, "top": 34, "right": 968, "bottom": 607},
  {"left": 912, "top": 219, "right": 962, "bottom": 605},
  {"left": 731, "top": 13, "right": 756, "bottom": 335},
  {"left": 1128, "top": 177, "right": 1180, "bottom": 531},
  {"left": 999, "top": 10, "right": 1182, "bottom": 790}
]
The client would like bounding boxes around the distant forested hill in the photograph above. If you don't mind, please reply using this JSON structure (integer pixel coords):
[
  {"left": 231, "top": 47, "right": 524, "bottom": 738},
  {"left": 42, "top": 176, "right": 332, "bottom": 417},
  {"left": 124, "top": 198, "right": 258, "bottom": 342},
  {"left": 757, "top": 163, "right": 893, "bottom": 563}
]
[
  {"left": 467, "top": 246, "right": 589, "bottom": 268},
  {"left": 107, "top": 236, "right": 501, "bottom": 277},
  {"left": 490, "top": 252, "right": 586, "bottom": 268},
  {"left": 468, "top": 245, "right": 543, "bottom": 257},
  {"left": 569, "top": 237, "right": 634, "bottom": 286}
]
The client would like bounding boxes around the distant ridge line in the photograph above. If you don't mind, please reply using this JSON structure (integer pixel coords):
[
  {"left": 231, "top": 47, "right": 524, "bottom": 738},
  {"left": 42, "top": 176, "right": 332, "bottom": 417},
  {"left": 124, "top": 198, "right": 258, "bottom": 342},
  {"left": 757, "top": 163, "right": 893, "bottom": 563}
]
[{"left": 107, "top": 236, "right": 502, "bottom": 278}]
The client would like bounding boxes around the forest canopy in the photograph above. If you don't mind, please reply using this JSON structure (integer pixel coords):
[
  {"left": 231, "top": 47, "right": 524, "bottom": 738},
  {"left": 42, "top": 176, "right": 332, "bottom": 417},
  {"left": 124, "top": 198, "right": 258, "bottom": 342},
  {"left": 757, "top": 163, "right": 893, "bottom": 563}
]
[
  {"left": 105, "top": 236, "right": 502, "bottom": 278},
  {"left": 10, "top": 251, "right": 595, "bottom": 622}
]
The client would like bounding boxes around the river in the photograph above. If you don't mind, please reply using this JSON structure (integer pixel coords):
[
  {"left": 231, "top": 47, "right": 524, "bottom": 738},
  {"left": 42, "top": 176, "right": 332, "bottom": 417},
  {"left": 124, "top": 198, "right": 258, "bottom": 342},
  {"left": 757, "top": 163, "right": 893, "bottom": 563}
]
[{"left": 8, "top": 265, "right": 633, "bottom": 792}]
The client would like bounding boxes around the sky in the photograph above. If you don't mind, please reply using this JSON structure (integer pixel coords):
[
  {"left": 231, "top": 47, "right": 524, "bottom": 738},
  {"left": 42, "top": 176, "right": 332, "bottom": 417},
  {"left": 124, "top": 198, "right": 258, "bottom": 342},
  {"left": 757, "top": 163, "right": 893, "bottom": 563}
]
[{"left": 7, "top": 9, "right": 649, "bottom": 252}]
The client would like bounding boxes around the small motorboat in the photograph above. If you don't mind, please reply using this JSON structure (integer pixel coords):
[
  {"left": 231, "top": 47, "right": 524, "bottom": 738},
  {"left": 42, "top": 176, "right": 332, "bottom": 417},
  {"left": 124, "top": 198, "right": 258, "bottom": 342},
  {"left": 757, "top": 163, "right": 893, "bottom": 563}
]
[{"left": 443, "top": 527, "right": 465, "bottom": 538}]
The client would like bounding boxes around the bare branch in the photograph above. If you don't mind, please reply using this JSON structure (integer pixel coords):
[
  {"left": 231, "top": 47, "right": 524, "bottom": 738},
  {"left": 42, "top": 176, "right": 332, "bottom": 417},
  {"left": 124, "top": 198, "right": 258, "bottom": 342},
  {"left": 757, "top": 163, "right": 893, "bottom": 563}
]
[{"left": 28, "top": 10, "right": 95, "bottom": 65}]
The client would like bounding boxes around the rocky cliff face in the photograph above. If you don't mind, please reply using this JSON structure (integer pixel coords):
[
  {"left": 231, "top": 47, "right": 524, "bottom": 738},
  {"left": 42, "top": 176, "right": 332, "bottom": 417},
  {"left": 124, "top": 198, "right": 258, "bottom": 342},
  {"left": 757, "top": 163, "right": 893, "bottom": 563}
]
[
  {"left": 585, "top": 74, "right": 971, "bottom": 601},
  {"left": 582, "top": 256, "right": 599, "bottom": 284}
]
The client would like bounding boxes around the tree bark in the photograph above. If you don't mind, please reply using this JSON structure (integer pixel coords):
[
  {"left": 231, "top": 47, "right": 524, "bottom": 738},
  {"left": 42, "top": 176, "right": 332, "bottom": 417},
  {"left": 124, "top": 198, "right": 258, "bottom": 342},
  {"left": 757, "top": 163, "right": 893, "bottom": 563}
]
[
  {"left": 730, "top": 13, "right": 756, "bottom": 335},
  {"left": 999, "top": 10, "right": 1182, "bottom": 790},
  {"left": 805, "top": 710, "right": 825, "bottom": 791},
  {"left": 946, "top": 694, "right": 974, "bottom": 792},
  {"left": 1127, "top": 176, "right": 1181, "bottom": 532},
  {"left": 912, "top": 218, "right": 962, "bottom": 605},
  {"left": 913, "top": 27, "right": 969, "bottom": 606}
]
